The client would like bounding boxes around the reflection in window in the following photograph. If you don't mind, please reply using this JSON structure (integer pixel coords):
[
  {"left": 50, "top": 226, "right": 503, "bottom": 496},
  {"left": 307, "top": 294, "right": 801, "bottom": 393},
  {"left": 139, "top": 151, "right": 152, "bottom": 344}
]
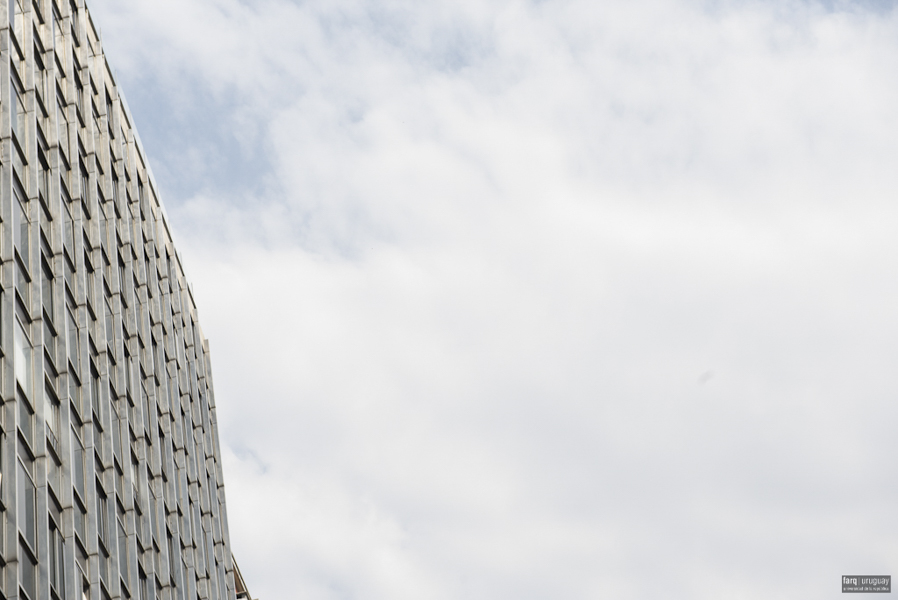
[{"left": 15, "top": 319, "right": 33, "bottom": 398}]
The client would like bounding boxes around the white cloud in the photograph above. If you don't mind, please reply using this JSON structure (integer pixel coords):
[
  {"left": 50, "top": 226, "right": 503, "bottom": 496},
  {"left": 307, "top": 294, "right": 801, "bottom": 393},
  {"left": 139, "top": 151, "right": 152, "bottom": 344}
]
[{"left": 87, "top": 0, "right": 898, "bottom": 598}]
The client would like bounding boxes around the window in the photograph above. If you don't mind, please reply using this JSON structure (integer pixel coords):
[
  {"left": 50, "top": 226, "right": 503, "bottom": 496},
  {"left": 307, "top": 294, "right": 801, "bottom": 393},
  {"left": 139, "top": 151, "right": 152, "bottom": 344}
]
[
  {"left": 18, "top": 390, "right": 33, "bottom": 446},
  {"left": 80, "top": 161, "right": 88, "bottom": 202},
  {"left": 11, "top": 74, "right": 25, "bottom": 143},
  {"left": 99, "top": 545, "right": 109, "bottom": 585},
  {"left": 74, "top": 70, "right": 84, "bottom": 119},
  {"left": 105, "top": 296, "right": 115, "bottom": 352},
  {"left": 42, "top": 255, "right": 55, "bottom": 322},
  {"left": 71, "top": 430, "right": 85, "bottom": 499},
  {"left": 85, "top": 252, "right": 96, "bottom": 311},
  {"left": 64, "top": 256, "right": 75, "bottom": 300},
  {"left": 53, "top": 4, "right": 64, "bottom": 64},
  {"left": 70, "top": 0, "right": 79, "bottom": 45},
  {"left": 119, "top": 255, "right": 126, "bottom": 297},
  {"left": 98, "top": 491, "right": 111, "bottom": 585},
  {"left": 113, "top": 414, "right": 122, "bottom": 465},
  {"left": 35, "top": 47, "right": 49, "bottom": 106},
  {"left": 48, "top": 449, "right": 61, "bottom": 491},
  {"left": 135, "top": 499, "right": 146, "bottom": 544},
  {"left": 63, "top": 202, "right": 75, "bottom": 260},
  {"left": 15, "top": 318, "right": 33, "bottom": 398},
  {"left": 45, "top": 384, "right": 60, "bottom": 437},
  {"left": 69, "top": 371, "right": 82, "bottom": 416},
  {"left": 149, "top": 489, "right": 159, "bottom": 542},
  {"left": 16, "top": 255, "right": 30, "bottom": 306},
  {"left": 76, "top": 542, "right": 88, "bottom": 581},
  {"left": 97, "top": 486, "right": 109, "bottom": 546},
  {"left": 125, "top": 350, "right": 133, "bottom": 396},
  {"left": 130, "top": 452, "right": 139, "bottom": 489},
  {"left": 167, "top": 532, "right": 176, "bottom": 587},
  {"left": 17, "top": 449, "right": 36, "bottom": 549},
  {"left": 67, "top": 305, "right": 80, "bottom": 373},
  {"left": 14, "top": 195, "right": 29, "bottom": 263},
  {"left": 19, "top": 543, "right": 36, "bottom": 600},
  {"left": 138, "top": 570, "right": 147, "bottom": 600},
  {"left": 73, "top": 499, "right": 86, "bottom": 541},
  {"left": 91, "top": 363, "right": 101, "bottom": 419},
  {"left": 57, "top": 95, "right": 69, "bottom": 157},
  {"left": 117, "top": 503, "right": 129, "bottom": 586},
  {"left": 38, "top": 146, "right": 50, "bottom": 204},
  {"left": 50, "top": 501, "right": 66, "bottom": 597},
  {"left": 9, "top": 0, "right": 23, "bottom": 43}
]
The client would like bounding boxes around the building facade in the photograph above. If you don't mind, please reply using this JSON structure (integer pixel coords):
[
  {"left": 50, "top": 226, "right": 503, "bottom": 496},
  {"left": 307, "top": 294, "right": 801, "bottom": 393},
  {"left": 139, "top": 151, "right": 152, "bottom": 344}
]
[{"left": 0, "top": 2, "right": 241, "bottom": 600}]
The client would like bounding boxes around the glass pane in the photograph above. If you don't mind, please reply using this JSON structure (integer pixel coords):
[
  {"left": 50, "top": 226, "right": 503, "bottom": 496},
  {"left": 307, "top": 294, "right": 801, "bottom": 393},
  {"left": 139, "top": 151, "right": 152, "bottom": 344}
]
[
  {"left": 72, "top": 434, "right": 85, "bottom": 498},
  {"left": 48, "top": 454, "right": 60, "bottom": 490},
  {"left": 19, "top": 547, "right": 35, "bottom": 600},
  {"left": 12, "top": 0, "right": 22, "bottom": 41},
  {"left": 67, "top": 308, "right": 80, "bottom": 372},
  {"left": 92, "top": 369, "right": 101, "bottom": 418},
  {"left": 49, "top": 528, "right": 58, "bottom": 590},
  {"left": 18, "top": 395, "right": 32, "bottom": 446},
  {"left": 15, "top": 90, "right": 25, "bottom": 142},
  {"left": 70, "top": 374, "right": 82, "bottom": 416},
  {"left": 17, "top": 461, "right": 36, "bottom": 548},
  {"left": 117, "top": 517, "right": 128, "bottom": 583},
  {"left": 15, "top": 320, "right": 32, "bottom": 398},
  {"left": 10, "top": 87, "right": 19, "bottom": 140},
  {"left": 45, "top": 393, "right": 59, "bottom": 434},
  {"left": 16, "top": 260, "right": 29, "bottom": 305},
  {"left": 12, "top": 199, "right": 29, "bottom": 265},
  {"left": 74, "top": 504, "right": 85, "bottom": 541},
  {"left": 42, "top": 263, "right": 54, "bottom": 320},
  {"left": 58, "top": 101, "right": 69, "bottom": 157}
]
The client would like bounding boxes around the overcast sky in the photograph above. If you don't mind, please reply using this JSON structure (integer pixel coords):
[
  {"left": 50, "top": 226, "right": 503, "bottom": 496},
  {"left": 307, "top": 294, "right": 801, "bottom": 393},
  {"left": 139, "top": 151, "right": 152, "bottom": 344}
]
[{"left": 84, "top": 0, "right": 898, "bottom": 598}]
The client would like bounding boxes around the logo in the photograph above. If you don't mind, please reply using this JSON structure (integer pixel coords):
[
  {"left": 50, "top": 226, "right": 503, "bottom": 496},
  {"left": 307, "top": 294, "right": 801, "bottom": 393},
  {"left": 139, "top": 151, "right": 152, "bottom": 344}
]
[{"left": 843, "top": 576, "right": 891, "bottom": 593}]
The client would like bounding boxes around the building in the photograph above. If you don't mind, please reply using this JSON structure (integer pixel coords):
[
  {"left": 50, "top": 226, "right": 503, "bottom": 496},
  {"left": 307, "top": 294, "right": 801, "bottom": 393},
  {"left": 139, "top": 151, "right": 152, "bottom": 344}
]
[
  {"left": 232, "top": 560, "right": 255, "bottom": 600},
  {"left": 0, "top": 1, "right": 246, "bottom": 600}
]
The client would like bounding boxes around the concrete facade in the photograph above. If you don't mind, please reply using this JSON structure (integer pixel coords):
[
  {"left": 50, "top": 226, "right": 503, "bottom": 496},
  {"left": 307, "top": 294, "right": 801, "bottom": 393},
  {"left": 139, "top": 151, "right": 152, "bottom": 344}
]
[{"left": 0, "top": 2, "right": 240, "bottom": 600}]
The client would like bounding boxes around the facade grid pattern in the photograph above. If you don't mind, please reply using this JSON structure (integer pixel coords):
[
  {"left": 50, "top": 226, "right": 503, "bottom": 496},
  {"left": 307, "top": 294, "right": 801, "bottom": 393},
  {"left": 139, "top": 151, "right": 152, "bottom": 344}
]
[{"left": 0, "top": 2, "right": 239, "bottom": 600}]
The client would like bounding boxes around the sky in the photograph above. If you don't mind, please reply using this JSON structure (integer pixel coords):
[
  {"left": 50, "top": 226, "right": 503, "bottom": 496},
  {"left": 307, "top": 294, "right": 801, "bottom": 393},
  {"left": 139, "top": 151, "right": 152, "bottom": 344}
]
[{"left": 84, "top": 0, "right": 898, "bottom": 598}]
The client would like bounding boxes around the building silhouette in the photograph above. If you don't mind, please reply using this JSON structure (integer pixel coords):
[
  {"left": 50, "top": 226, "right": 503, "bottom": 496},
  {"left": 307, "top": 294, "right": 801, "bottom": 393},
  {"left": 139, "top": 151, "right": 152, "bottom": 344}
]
[{"left": 1, "top": 1, "right": 248, "bottom": 600}]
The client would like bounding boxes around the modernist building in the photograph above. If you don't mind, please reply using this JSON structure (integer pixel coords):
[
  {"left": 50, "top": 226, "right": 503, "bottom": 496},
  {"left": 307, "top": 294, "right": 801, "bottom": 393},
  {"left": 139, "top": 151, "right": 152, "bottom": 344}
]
[{"left": 0, "top": 1, "right": 245, "bottom": 600}]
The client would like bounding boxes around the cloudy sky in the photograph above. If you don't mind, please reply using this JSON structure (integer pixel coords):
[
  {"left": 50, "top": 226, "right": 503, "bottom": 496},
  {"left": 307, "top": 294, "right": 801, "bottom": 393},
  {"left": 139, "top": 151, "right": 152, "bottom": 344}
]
[{"left": 85, "top": 0, "right": 898, "bottom": 598}]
